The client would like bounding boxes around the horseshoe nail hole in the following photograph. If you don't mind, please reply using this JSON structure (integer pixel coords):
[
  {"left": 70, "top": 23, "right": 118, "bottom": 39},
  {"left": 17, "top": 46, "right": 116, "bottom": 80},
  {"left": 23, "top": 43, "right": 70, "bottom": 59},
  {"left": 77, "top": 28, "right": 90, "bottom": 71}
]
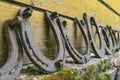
[
  {"left": 62, "top": 20, "right": 67, "bottom": 27},
  {"left": 80, "top": 20, "right": 85, "bottom": 26},
  {"left": 50, "top": 12, "right": 58, "bottom": 20},
  {"left": 43, "top": 63, "right": 49, "bottom": 67},
  {"left": 22, "top": 7, "right": 33, "bottom": 18}
]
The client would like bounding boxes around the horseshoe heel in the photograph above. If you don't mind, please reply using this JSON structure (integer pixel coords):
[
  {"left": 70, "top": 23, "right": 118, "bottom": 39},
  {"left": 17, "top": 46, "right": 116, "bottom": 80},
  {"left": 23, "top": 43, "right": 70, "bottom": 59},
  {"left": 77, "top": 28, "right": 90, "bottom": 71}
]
[
  {"left": 0, "top": 20, "right": 23, "bottom": 80},
  {"left": 83, "top": 13, "right": 105, "bottom": 58},
  {"left": 16, "top": 7, "right": 65, "bottom": 73},
  {"left": 100, "top": 26, "right": 113, "bottom": 55},
  {"left": 57, "top": 17, "right": 91, "bottom": 63}
]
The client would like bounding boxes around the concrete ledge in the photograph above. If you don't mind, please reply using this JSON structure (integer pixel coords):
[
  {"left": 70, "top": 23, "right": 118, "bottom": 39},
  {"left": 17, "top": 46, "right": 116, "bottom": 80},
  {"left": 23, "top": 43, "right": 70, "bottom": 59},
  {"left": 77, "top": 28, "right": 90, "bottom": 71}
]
[
  {"left": 17, "top": 52, "right": 120, "bottom": 80},
  {"left": 103, "top": 68, "right": 117, "bottom": 80}
]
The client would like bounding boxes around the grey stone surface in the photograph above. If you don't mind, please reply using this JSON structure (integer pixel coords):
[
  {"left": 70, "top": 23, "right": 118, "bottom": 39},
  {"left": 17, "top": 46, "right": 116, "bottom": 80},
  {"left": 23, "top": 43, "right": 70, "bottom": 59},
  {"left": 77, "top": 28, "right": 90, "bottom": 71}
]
[
  {"left": 17, "top": 52, "right": 120, "bottom": 80},
  {"left": 104, "top": 68, "right": 117, "bottom": 80},
  {"left": 116, "top": 67, "right": 120, "bottom": 80}
]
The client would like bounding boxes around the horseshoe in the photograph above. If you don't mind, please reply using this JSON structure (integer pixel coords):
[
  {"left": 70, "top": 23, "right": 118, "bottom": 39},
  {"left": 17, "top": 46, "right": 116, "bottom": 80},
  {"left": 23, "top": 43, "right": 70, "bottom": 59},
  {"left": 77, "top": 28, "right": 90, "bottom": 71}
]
[
  {"left": 118, "top": 31, "right": 120, "bottom": 49},
  {"left": 0, "top": 20, "right": 23, "bottom": 80},
  {"left": 57, "top": 17, "right": 91, "bottom": 63},
  {"left": 100, "top": 26, "right": 113, "bottom": 55},
  {"left": 106, "top": 26, "right": 117, "bottom": 52},
  {"left": 105, "top": 26, "right": 115, "bottom": 52},
  {"left": 83, "top": 13, "right": 105, "bottom": 58},
  {"left": 111, "top": 29, "right": 119, "bottom": 51},
  {"left": 116, "top": 30, "right": 120, "bottom": 50},
  {"left": 15, "top": 7, "right": 65, "bottom": 73},
  {"left": 117, "top": 31, "right": 120, "bottom": 49}
]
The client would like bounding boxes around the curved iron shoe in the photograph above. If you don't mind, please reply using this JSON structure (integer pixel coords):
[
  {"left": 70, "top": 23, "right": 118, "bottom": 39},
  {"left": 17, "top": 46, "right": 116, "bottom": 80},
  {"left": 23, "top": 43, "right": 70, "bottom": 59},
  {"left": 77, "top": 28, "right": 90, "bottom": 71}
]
[
  {"left": 106, "top": 26, "right": 117, "bottom": 52},
  {"left": 116, "top": 30, "right": 120, "bottom": 49},
  {"left": 116, "top": 30, "right": 120, "bottom": 50},
  {"left": 57, "top": 17, "right": 91, "bottom": 63},
  {"left": 83, "top": 13, "right": 105, "bottom": 58},
  {"left": 0, "top": 20, "right": 23, "bottom": 80},
  {"left": 111, "top": 29, "right": 119, "bottom": 51},
  {"left": 117, "top": 31, "right": 120, "bottom": 49},
  {"left": 100, "top": 26, "right": 113, "bottom": 55},
  {"left": 118, "top": 31, "right": 120, "bottom": 49},
  {"left": 15, "top": 7, "right": 65, "bottom": 73},
  {"left": 105, "top": 26, "right": 115, "bottom": 52}
]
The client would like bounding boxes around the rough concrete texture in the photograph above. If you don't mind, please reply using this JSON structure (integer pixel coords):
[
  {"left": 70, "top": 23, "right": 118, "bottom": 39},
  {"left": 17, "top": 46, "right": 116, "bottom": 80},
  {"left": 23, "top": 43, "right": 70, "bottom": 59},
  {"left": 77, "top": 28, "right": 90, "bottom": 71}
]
[
  {"left": 16, "top": 52, "right": 120, "bottom": 80},
  {"left": 116, "top": 67, "right": 120, "bottom": 80},
  {"left": 104, "top": 68, "right": 117, "bottom": 80},
  {"left": 112, "top": 52, "right": 120, "bottom": 80}
]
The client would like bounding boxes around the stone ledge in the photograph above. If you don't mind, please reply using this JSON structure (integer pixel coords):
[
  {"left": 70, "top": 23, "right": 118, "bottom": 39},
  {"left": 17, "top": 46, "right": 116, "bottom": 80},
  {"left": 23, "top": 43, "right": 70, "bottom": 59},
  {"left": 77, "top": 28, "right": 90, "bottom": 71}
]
[
  {"left": 17, "top": 52, "right": 120, "bottom": 80},
  {"left": 103, "top": 68, "right": 117, "bottom": 80}
]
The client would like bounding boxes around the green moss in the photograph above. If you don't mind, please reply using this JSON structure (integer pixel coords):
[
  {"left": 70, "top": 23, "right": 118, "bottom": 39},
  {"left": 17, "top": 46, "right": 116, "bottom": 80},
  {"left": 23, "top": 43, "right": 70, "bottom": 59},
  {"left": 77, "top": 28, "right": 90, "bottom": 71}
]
[
  {"left": 27, "top": 78, "right": 33, "bottom": 80},
  {"left": 40, "top": 68, "right": 79, "bottom": 80},
  {"left": 21, "top": 66, "right": 78, "bottom": 80},
  {"left": 80, "top": 59, "right": 112, "bottom": 80},
  {"left": 112, "top": 52, "right": 118, "bottom": 57},
  {"left": 101, "top": 73, "right": 111, "bottom": 80},
  {"left": 20, "top": 59, "right": 112, "bottom": 80},
  {"left": 81, "top": 64, "right": 96, "bottom": 80},
  {"left": 21, "top": 66, "right": 40, "bottom": 75}
]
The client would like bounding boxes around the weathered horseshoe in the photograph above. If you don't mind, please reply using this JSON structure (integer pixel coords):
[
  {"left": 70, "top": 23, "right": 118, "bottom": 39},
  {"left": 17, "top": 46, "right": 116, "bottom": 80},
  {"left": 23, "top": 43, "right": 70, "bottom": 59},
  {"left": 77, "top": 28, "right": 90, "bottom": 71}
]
[
  {"left": 83, "top": 13, "right": 105, "bottom": 58},
  {"left": 116, "top": 30, "right": 120, "bottom": 50},
  {"left": 117, "top": 31, "right": 120, "bottom": 49},
  {"left": 105, "top": 26, "right": 115, "bottom": 52},
  {"left": 111, "top": 29, "right": 119, "bottom": 51},
  {"left": 100, "top": 26, "right": 113, "bottom": 55},
  {"left": 15, "top": 7, "right": 65, "bottom": 73},
  {"left": 57, "top": 17, "right": 91, "bottom": 63},
  {"left": 106, "top": 26, "right": 117, "bottom": 52},
  {"left": 116, "top": 31, "right": 120, "bottom": 50},
  {"left": 0, "top": 20, "right": 23, "bottom": 80},
  {"left": 118, "top": 31, "right": 120, "bottom": 49}
]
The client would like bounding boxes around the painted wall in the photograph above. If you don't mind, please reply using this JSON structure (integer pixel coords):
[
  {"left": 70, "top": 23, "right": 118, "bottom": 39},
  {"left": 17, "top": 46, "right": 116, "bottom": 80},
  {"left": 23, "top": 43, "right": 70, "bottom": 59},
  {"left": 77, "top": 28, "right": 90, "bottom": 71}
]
[{"left": 14, "top": 0, "right": 120, "bottom": 29}]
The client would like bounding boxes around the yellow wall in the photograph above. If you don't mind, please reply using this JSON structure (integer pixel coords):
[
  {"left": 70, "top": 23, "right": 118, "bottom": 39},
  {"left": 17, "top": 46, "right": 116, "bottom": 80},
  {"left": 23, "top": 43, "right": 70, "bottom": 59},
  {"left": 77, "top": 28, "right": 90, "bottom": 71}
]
[
  {"left": 14, "top": 0, "right": 120, "bottom": 29},
  {"left": 104, "top": 0, "right": 120, "bottom": 13}
]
